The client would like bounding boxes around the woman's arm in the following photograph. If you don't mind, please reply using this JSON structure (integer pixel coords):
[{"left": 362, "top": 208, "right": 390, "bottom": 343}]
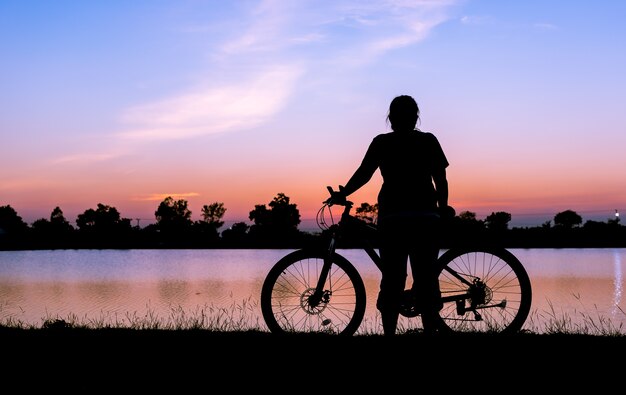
[
  {"left": 432, "top": 167, "right": 448, "bottom": 208},
  {"left": 342, "top": 140, "right": 380, "bottom": 196}
]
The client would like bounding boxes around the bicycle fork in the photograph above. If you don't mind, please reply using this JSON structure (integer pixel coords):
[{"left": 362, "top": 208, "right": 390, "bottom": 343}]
[{"left": 307, "top": 237, "right": 337, "bottom": 310}]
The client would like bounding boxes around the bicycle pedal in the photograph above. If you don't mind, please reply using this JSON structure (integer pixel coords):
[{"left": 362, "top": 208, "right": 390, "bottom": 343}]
[{"left": 321, "top": 319, "right": 332, "bottom": 326}]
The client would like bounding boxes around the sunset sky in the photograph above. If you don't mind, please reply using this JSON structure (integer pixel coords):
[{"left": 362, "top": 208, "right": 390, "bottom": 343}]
[{"left": 2, "top": 1, "right": 625, "bottom": 230}]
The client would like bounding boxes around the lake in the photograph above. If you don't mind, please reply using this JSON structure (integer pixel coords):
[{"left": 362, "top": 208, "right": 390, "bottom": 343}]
[{"left": 0, "top": 248, "right": 624, "bottom": 335}]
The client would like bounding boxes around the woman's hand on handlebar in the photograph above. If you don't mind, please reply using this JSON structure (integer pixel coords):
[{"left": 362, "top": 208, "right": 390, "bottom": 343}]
[{"left": 325, "top": 185, "right": 348, "bottom": 206}]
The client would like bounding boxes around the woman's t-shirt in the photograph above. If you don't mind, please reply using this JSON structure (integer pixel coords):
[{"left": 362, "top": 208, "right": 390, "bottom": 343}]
[{"left": 361, "top": 129, "right": 448, "bottom": 217}]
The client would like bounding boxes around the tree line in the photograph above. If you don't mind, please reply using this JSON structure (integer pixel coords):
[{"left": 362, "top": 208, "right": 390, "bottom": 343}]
[{"left": 1, "top": 193, "right": 624, "bottom": 250}]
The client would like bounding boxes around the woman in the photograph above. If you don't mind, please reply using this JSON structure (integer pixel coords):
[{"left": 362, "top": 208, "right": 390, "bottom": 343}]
[{"left": 330, "top": 95, "right": 453, "bottom": 335}]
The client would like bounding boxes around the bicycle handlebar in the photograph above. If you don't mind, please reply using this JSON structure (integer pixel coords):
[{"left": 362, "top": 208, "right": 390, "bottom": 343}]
[
  {"left": 325, "top": 185, "right": 353, "bottom": 207},
  {"left": 325, "top": 185, "right": 456, "bottom": 221}
]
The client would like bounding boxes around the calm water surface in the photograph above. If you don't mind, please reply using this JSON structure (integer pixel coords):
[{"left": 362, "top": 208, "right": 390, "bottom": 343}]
[{"left": 0, "top": 248, "right": 624, "bottom": 335}]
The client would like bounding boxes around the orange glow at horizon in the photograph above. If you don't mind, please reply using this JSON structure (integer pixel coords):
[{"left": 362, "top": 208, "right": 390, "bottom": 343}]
[{"left": 3, "top": 151, "right": 625, "bottom": 229}]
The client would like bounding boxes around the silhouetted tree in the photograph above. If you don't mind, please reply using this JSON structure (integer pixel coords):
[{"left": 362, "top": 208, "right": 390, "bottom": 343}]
[
  {"left": 221, "top": 221, "right": 250, "bottom": 245},
  {"left": 32, "top": 207, "right": 75, "bottom": 244},
  {"left": 201, "top": 202, "right": 226, "bottom": 229},
  {"left": 355, "top": 202, "right": 378, "bottom": 224},
  {"left": 554, "top": 210, "right": 582, "bottom": 228},
  {"left": 249, "top": 193, "right": 300, "bottom": 230},
  {"left": 442, "top": 210, "right": 484, "bottom": 247},
  {"left": 73, "top": 203, "right": 132, "bottom": 247},
  {"left": 155, "top": 197, "right": 193, "bottom": 233},
  {"left": 31, "top": 218, "right": 49, "bottom": 232},
  {"left": 0, "top": 205, "right": 29, "bottom": 237},
  {"left": 484, "top": 211, "right": 511, "bottom": 231},
  {"left": 583, "top": 220, "right": 606, "bottom": 231},
  {"left": 46, "top": 207, "right": 74, "bottom": 232},
  {"left": 76, "top": 203, "right": 132, "bottom": 233},
  {"left": 0, "top": 206, "right": 33, "bottom": 249},
  {"left": 453, "top": 210, "right": 485, "bottom": 231},
  {"left": 457, "top": 210, "right": 479, "bottom": 223},
  {"left": 2, "top": 197, "right": 624, "bottom": 249},
  {"left": 248, "top": 193, "right": 301, "bottom": 245},
  {"left": 193, "top": 202, "right": 227, "bottom": 243}
]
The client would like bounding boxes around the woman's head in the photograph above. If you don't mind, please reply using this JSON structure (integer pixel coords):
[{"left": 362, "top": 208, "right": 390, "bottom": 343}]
[{"left": 387, "top": 95, "right": 419, "bottom": 131}]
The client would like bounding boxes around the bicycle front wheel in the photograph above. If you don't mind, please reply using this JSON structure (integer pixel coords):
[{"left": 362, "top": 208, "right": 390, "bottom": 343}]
[
  {"left": 433, "top": 247, "right": 532, "bottom": 334},
  {"left": 261, "top": 249, "right": 366, "bottom": 336}
]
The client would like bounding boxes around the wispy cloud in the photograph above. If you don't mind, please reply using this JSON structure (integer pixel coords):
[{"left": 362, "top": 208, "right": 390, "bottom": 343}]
[
  {"left": 314, "top": 1, "right": 455, "bottom": 61},
  {"left": 51, "top": 152, "right": 124, "bottom": 165},
  {"left": 116, "top": 0, "right": 457, "bottom": 143},
  {"left": 132, "top": 192, "right": 200, "bottom": 201},
  {"left": 117, "top": 65, "right": 303, "bottom": 141},
  {"left": 218, "top": 0, "right": 295, "bottom": 55},
  {"left": 460, "top": 15, "right": 492, "bottom": 25},
  {"left": 534, "top": 22, "right": 558, "bottom": 30},
  {"left": 367, "top": 18, "right": 444, "bottom": 55}
]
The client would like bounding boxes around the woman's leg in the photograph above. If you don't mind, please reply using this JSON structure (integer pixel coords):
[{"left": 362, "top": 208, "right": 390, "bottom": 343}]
[
  {"left": 378, "top": 246, "right": 408, "bottom": 335},
  {"left": 377, "top": 217, "right": 409, "bottom": 335},
  {"left": 409, "top": 219, "right": 442, "bottom": 332}
]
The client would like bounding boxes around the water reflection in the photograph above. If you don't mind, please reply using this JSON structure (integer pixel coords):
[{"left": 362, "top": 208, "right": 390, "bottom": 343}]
[
  {"left": 613, "top": 249, "right": 623, "bottom": 317},
  {"left": 0, "top": 248, "right": 625, "bottom": 334}
]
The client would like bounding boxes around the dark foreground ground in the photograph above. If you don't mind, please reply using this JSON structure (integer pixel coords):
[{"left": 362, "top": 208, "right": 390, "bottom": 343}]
[{"left": 3, "top": 327, "right": 624, "bottom": 391}]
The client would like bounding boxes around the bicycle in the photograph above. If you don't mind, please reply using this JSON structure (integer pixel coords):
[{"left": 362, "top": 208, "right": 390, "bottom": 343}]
[{"left": 261, "top": 187, "right": 532, "bottom": 336}]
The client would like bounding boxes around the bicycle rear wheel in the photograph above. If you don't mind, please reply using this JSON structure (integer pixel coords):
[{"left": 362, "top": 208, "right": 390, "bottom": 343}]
[
  {"left": 433, "top": 247, "right": 532, "bottom": 334},
  {"left": 261, "top": 249, "right": 366, "bottom": 336}
]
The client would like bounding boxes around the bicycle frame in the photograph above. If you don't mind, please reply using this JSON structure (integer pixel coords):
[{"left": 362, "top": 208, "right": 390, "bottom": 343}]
[
  {"left": 309, "top": 203, "right": 375, "bottom": 307},
  {"left": 262, "top": 193, "right": 532, "bottom": 335},
  {"left": 311, "top": 201, "right": 503, "bottom": 318}
]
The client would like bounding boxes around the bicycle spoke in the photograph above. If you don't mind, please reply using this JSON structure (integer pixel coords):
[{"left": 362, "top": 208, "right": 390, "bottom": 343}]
[
  {"left": 436, "top": 249, "right": 531, "bottom": 334},
  {"left": 262, "top": 251, "right": 366, "bottom": 335}
]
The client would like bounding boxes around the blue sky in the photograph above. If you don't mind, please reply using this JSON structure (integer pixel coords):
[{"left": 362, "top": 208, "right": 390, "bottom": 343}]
[{"left": 1, "top": 1, "right": 625, "bottom": 229}]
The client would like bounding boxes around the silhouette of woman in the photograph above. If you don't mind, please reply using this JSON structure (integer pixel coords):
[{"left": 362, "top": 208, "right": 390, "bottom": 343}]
[{"left": 331, "top": 95, "right": 452, "bottom": 335}]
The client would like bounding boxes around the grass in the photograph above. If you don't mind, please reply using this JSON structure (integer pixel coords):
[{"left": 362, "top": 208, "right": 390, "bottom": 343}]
[
  {"left": 520, "top": 293, "right": 626, "bottom": 337},
  {"left": 2, "top": 294, "right": 625, "bottom": 337},
  {"left": 0, "top": 296, "right": 264, "bottom": 332},
  {"left": 2, "top": 297, "right": 625, "bottom": 391}
]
